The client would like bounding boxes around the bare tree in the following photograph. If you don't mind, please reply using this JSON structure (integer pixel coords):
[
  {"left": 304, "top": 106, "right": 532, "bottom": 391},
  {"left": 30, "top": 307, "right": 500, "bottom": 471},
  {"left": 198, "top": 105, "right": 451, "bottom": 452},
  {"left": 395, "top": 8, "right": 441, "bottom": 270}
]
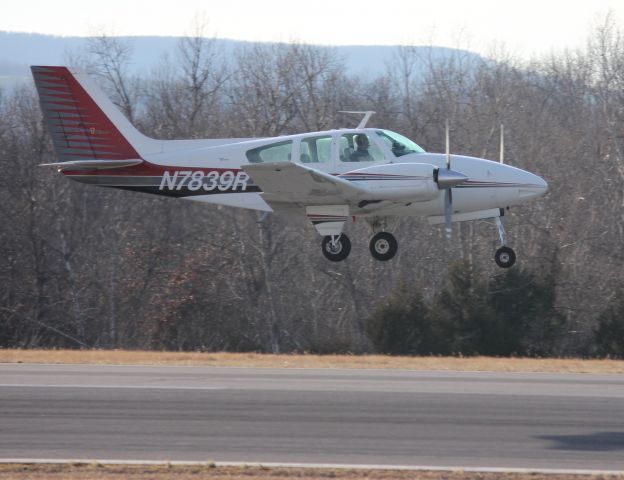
[
  {"left": 87, "top": 33, "right": 138, "bottom": 123},
  {"left": 144, "top": 18, "right": 228, "bottom": 138}
]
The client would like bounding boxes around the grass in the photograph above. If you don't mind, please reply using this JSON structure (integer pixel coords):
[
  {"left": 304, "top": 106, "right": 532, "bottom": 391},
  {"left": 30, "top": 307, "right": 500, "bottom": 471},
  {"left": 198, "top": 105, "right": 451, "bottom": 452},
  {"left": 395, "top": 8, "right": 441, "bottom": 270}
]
[
  {"left": 0, "top": 464, "right": 622, "bottom": 480},
  {"left": 1, "top": 349, "right": 624, "bottom": 373}
]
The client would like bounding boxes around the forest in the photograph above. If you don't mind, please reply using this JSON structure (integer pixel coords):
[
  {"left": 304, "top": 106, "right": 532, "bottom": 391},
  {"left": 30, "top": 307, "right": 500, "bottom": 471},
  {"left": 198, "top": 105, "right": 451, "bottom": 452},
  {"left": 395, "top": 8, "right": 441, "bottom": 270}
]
[{"left": 1, "top": 18, "right": 624, "bottom": 357}]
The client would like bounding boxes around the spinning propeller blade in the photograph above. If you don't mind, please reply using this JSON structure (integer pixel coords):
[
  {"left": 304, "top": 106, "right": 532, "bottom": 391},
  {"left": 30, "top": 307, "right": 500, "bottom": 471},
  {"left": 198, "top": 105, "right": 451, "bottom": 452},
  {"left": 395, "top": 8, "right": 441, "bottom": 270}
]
[
  {"left": 435, "top": 120, "right": 468, "bottom": 240},
  {"left": 444, "top": 120, "right": 452, "bottom": 239},
  {"left": 445, "top": 119, "right": 451, "bottom": 170},
  {"left": 444, "top": 189, "right": 452, "bottom": 239},
  {"left": 500, "top": 123, "right": 505, "bottom": 164}
]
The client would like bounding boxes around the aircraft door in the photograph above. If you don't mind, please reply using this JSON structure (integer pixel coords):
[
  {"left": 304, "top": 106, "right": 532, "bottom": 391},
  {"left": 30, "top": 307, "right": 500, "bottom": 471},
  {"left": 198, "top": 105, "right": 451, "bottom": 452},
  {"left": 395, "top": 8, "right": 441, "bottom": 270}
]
[{"left": 296, "top": 134, "right": 335, "bottom": 172}]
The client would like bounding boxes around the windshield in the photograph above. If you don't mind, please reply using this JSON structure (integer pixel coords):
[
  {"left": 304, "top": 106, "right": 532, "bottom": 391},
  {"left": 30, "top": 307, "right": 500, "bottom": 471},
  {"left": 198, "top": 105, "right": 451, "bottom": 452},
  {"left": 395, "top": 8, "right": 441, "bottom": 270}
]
[{"left": 376, "top": 130, "right": 425, "bottom": 157}]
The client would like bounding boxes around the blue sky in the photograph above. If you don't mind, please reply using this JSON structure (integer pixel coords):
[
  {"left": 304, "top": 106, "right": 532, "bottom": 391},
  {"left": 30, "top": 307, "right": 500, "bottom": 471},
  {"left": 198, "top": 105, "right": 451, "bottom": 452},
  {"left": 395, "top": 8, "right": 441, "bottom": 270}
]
[{"left": 3, "top": 0, "right": 624, "bottom": 57}]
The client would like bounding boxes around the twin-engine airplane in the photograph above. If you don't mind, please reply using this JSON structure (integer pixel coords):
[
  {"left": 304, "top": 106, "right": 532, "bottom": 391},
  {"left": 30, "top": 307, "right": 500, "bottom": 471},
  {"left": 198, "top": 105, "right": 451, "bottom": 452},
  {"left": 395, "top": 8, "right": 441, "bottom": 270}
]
[{"left": 32, "top": 66, "right": 547, "bottom": 267}]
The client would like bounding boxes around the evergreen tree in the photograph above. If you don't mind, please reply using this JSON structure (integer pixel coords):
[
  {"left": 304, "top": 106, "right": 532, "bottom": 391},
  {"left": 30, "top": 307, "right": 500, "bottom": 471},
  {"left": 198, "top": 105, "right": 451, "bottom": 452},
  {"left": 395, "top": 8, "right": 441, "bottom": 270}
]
[
  {"left": 594, "top": 291, "right": 624, "bottom": 358},
  {"left": 487, "top": 268, "right": 565, "bottom": 356},
  {"left": 365, "top": 282, "right": 432, "bottom": 355},
  {"left": 428, "top": 260, "right": 493, "bottom": 355}
]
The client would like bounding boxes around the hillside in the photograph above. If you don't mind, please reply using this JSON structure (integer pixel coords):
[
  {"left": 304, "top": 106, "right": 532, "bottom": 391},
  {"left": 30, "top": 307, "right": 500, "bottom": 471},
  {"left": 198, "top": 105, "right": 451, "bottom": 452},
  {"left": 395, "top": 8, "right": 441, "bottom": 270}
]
[{"left": 0, "top": 31, "right": 481, "bottom": 89}]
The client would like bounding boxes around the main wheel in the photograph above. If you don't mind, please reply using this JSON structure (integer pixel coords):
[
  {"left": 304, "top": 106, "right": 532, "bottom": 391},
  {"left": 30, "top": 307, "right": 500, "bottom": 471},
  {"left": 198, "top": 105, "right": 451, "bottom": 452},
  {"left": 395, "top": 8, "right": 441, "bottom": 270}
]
[
  {"left": 369, "top": 232, "right": 398, "bottom": 261},
  {"left": 321, "top": 234, "right": 351, "bottom": 262},
  {"left": 495, "top": 246, "right": 516, "bottom": 268}
]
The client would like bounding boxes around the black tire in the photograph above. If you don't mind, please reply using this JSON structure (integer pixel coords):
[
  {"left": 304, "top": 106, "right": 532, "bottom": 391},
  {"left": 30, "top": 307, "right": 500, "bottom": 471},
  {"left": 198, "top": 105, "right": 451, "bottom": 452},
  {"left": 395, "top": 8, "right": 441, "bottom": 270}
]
[
  {"left": 495, "top": 246, "right": 516, "bottom": 268},
  {"left": 369, "top": 232, "right": 398, "bottom": 261},
  {"left": 321, "top": 234, "right": 351, "bottom": 262}
]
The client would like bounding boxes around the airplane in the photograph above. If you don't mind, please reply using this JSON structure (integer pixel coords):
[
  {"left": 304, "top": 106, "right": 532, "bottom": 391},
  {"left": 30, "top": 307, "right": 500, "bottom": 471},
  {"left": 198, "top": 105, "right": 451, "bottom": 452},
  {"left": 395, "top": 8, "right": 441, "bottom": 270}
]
[{"left": 31, "top": 66, "right": 548, "bottom": 268}]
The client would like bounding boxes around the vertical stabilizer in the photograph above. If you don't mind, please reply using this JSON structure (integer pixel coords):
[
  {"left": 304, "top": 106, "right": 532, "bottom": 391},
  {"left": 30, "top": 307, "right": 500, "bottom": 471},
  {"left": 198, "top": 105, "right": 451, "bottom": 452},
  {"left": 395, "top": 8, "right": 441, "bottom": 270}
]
[{"left": 31, "top": 66, "right": 153, "bottom": 162}]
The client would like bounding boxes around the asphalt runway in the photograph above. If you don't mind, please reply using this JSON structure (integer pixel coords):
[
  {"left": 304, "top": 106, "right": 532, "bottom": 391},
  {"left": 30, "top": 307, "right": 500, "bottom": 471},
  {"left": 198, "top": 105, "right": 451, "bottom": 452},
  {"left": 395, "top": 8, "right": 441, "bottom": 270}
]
[{"left": 0, "top": 364, "right": 623, "bottom": 471}]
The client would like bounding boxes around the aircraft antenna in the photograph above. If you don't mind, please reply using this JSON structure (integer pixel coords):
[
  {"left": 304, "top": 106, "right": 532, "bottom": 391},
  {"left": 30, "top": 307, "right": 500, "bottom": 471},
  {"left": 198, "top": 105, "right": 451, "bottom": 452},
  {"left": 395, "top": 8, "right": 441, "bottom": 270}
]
[
  {"left": 499, "top": 124, "right": 505, "bottom": 164},
  {"left": 339, "top": 110, "right": 376, "bottom": 128}
]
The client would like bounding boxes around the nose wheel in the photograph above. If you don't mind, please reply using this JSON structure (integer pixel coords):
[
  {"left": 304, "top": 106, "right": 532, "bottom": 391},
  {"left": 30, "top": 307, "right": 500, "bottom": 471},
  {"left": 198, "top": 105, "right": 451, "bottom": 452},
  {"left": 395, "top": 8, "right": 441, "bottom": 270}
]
[
  {"left": 321, "top": 234, "right": 351, "bottom": 262},
  {"left": 494, "top": 216, "right": 516, "bottom": 268},
  {"left": 369, "top": 232, "right": 398, "bottom": 261},
  {"left": 495, "top": 246, "right": 516, "bottom": 268}
]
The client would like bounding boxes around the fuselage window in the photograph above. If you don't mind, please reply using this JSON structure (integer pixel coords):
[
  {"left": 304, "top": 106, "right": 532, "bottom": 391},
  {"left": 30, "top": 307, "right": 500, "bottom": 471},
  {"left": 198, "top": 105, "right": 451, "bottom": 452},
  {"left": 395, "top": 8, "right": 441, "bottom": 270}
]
[
  {"left": 299, "top": 135, "right": 332, "bottom": 163},
  {"left": 339, "top": 133, "right": 385, "bottom": 162},
  {"left": 246, "top": 140, "right": 293, "bottom": 163}
]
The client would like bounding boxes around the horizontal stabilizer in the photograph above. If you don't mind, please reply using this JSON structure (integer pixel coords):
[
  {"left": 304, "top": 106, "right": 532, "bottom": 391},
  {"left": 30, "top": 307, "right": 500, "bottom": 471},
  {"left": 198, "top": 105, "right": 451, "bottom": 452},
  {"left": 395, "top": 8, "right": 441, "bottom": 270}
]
[{"left": 39, "top": 159, "right": 143, "bottom": 171}]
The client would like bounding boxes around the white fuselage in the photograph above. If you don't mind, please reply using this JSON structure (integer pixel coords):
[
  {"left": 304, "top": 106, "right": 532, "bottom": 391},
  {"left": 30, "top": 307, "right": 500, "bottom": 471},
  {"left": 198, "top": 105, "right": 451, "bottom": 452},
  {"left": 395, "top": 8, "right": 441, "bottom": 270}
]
[{"left": 137, "top": 128, "right": 547, "bottom": 217}]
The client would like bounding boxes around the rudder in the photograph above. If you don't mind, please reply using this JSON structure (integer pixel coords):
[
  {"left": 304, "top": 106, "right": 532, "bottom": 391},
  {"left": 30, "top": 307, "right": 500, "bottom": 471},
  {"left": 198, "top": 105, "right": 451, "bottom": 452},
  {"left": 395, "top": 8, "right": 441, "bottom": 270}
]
[{"left": 31, "top": 66, "right": 147, "bottom": 163}]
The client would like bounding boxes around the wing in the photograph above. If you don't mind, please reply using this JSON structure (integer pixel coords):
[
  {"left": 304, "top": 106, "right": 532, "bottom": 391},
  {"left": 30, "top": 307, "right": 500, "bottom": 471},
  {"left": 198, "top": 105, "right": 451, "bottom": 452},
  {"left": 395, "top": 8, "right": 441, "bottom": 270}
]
[{"left": 242, "top": 162, "right": 366, "bottom": 208}]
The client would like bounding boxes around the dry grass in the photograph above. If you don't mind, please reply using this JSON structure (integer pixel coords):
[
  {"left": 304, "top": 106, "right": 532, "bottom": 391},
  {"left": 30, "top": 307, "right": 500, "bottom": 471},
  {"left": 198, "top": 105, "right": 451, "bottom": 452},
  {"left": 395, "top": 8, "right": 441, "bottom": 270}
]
[
  {"left": 0, "top": 464, "right": 622, "bottom": 480},
  {"left": 1, "top": 349, "right": 623, "bottom": 373}
]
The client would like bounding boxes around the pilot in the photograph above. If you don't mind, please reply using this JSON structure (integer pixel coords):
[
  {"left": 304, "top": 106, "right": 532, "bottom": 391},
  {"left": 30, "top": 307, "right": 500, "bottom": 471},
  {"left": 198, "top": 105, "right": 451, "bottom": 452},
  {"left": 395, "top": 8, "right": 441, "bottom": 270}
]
[
  {"left": 350, "top": 135, "right": 373, "bottom": 161},
  {"left": 391, "top": 141, "right": 406, "bottom": 156}
]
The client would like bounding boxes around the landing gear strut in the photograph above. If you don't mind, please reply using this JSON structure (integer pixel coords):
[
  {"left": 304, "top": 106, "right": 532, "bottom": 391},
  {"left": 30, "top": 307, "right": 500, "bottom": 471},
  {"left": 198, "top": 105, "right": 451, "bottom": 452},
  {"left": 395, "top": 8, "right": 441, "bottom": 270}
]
[
  {"left": 321, "top": 234, "right": 351, "bottom": 262},
  {"left": 494, "top": 216, "right": 516, "bottom": 268},
  {"left": 369, "top": 232, "right": 398, "bottom": 261}
]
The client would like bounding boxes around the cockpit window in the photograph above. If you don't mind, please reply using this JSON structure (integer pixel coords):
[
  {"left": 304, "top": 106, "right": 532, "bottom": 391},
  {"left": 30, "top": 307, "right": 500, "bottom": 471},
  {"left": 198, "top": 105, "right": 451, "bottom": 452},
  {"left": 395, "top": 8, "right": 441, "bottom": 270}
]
[
  {"left": 339, "top": 133, "right": 385, "bottom": 163},
  {"left": 246, "top": 140, "right": 292, "bottom": 163},
  {"left": 376, "top": 130, "right": 425, "bottom": 157}
]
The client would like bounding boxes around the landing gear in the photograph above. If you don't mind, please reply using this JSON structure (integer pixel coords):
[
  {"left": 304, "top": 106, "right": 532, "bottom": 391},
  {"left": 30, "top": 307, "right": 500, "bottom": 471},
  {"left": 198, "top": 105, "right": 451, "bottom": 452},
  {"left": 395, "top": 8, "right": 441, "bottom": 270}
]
[
  {"left": 321, "top": 234, "right": 351, "bottom": 262},
  {"left": 365, "top": 217, "right": 399, "bottom": 261},
  {"left": 495, "top": 246, "right": 516, "bottom": 268},
  {"left": 494, "top": 216, "right": 516, "bottom": 268},
  {"left": 369, "top": 232, "right": 398, "bottom": 261}
]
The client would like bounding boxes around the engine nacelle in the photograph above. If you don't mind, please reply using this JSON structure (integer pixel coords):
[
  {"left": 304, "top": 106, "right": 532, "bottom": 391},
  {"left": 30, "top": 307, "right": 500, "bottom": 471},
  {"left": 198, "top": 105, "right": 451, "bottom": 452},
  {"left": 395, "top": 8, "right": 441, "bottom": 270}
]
[{"left": 339, "top": 163, "right": 439, "bottom": 202}]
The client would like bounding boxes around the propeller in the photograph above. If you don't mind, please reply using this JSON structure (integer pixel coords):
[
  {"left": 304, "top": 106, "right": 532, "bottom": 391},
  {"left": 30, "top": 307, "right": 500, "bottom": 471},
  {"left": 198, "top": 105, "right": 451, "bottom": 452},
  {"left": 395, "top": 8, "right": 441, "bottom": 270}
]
[
  {"left": 435, "top": 119, "right": 468, "bottom": 239},
  {"left": 444, "top": 120, "right": 452, "bottom": 239},
  {"left": 500, "top": 123, "right": 504, "bottom": 164},
  {"left": 445, "top": 119, "right": 451, "bottom": 170}
]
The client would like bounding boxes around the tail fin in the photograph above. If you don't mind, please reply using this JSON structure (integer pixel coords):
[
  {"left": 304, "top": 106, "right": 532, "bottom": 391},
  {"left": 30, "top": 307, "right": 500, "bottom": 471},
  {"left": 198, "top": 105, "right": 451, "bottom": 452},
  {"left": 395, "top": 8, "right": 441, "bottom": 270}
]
[{"left": 31, "top": 66, "right": 152, "bottom": 164}]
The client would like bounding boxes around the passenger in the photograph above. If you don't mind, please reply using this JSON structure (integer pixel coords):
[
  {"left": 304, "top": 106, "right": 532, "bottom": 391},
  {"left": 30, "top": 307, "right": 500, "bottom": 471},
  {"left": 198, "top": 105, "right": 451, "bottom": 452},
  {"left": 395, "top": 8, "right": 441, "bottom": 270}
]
[{"left": 350, "top": 135, "right": 373, "bottom": 161}]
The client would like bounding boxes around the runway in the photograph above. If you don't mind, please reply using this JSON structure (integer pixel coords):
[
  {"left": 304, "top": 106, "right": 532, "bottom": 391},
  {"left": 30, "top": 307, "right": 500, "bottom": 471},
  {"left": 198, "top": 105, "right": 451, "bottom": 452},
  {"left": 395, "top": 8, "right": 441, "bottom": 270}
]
[{"left": 0, "top": 364, "right": 623, "bottom": 471}]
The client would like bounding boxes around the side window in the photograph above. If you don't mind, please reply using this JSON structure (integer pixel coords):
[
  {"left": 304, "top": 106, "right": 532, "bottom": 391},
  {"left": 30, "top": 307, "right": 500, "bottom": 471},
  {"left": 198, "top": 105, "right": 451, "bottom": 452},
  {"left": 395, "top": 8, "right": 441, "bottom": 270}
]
[
  {"left": 299, "top": 135, "right": 332, "bottom": 163},
  {"left": 339, "top": 133, "right": 385, "bottom": 162},
  {"left": 246, "top": 141, "right": 292, "bottom": 163}
]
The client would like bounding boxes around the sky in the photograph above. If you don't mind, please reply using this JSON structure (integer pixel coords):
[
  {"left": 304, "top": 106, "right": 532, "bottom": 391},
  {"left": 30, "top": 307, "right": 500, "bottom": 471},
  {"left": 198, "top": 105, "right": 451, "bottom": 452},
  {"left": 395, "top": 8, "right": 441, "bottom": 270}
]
[{"left": 3, "top": 0, "right": 624, "bottom": 58}]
